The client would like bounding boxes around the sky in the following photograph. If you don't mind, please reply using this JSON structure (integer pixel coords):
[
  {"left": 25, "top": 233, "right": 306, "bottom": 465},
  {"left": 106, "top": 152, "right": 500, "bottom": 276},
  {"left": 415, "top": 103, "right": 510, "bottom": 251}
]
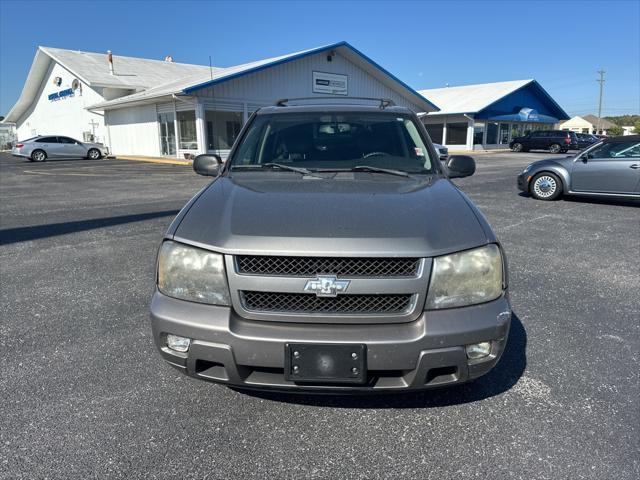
[{"left": 1, "top": 0, "right": 639, "bottom": 118}]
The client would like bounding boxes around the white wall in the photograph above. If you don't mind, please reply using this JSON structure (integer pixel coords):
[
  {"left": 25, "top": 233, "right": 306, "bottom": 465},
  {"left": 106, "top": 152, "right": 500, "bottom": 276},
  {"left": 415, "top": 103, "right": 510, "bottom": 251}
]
[
  {"left": 194, "top": 50, "right": 424, "bottom": 112},
  {"left": 15, "top": 62, "right": 107, "bottom": 144},
  {"left": 105, "top": 104, "right": 160, "bottom": 156}
]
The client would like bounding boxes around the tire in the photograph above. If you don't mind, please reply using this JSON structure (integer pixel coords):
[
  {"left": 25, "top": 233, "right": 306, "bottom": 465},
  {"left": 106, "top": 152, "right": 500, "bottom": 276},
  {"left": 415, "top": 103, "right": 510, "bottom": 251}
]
[
  {"left": 530, "top": 172, "right": 562, "bottom": 201},
  {"left": 87, "top": 148, "right": 101, "bottom": 160},
  {"left": 511, "top": 143, "right": 523, "bottom": 152},
  {"left": 549, "top": 143, "right": 561, "bottom": 154},
  {"left": 31, "top": 149, "right": 47, "bottom": 162}
]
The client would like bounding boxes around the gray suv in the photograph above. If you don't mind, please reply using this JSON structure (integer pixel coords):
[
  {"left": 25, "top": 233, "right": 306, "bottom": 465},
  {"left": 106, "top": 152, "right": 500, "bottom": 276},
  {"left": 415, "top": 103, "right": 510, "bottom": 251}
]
[{"left": 151, "top": 101, "right": 511, "bottom": 392}]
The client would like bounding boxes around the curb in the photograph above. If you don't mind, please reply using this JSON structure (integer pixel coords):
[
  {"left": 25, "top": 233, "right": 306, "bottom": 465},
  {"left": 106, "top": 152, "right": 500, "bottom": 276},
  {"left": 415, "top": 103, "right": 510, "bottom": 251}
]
[
  {"left": 112, "top": 155, "right": 192, "bottom": 166},
  {"left": 448, "top": 149, "right": 513, "bottom": 155}
]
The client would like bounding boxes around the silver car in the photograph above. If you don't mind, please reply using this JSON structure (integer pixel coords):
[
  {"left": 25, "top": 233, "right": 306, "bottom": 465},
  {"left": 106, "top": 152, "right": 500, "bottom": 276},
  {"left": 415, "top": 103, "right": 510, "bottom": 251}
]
[
  {"left": 517, "top": 135, "right": 640, "bottom": 200},
  {"left": 12, "top": 135, "right": 109, "bottom": 162}
]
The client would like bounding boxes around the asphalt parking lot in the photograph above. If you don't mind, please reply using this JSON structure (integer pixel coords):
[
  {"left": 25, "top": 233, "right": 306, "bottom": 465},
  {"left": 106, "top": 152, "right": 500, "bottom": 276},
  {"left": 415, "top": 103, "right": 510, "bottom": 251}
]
[{"left": 1, "top": 151, "right": 638, "bottom": 479}]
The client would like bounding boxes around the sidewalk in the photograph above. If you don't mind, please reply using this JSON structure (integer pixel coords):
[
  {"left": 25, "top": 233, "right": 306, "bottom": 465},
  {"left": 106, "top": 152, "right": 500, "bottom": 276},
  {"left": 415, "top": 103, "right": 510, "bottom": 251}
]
[
  {"left": 113, "top": 155, "right": 192, "bottom": 166},
  {"left": 447, "top": 149, "right": 512, "bottom": 155}
]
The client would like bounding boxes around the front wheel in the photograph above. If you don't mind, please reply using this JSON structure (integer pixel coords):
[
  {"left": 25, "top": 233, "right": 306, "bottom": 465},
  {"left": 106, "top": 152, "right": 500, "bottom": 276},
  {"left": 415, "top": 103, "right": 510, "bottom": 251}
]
[
  {"left": 549, "top": 143, "right": 562, "bottom": 154},
  {"left": 530, "top": 172, "right": 562, "bottom": 201},
  {"left": 87, "top": 148, "right": 101, "bottom": 160},
  {"left": 511, "top": 143, "right": 523, "bottom": 152}
]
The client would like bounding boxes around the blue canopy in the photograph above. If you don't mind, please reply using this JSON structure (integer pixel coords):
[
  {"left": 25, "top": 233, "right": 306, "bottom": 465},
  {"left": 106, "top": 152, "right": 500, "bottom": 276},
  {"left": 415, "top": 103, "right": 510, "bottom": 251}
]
[{"left": 488, "top": 108, "right": 558, "bottom": 124}]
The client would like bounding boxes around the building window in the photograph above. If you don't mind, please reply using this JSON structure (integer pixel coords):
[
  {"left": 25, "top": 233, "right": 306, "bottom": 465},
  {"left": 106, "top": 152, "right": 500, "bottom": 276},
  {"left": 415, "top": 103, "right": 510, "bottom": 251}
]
[
  {"left": 445, "top": 122, "right": 467, "bottom": 145},
  {"left": 425, "top": 123, "right": 444, "bottom": 144},
  {"left": 499, "top": 123, "right": 510, "bottom": 144},
  {"left": 177, "top": 110, "right": 197, "bottom": 150},
  {"left": 511, "top": 123, "right": 523, "bottom": 139},
  {"left": 486, "top": 122, "right": 499, "bottom": 144},
  {"left": 473, "top": 122, "right": 485, "bottom": 144},
  {"left": 205, "top": 110, "right": 243, "bottom": 151}
]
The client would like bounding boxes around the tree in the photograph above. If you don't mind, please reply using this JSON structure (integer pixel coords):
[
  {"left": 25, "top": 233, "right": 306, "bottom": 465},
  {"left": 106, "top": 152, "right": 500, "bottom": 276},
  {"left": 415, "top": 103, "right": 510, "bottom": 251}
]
[
  {"left": 634, "top": 120, "right": 640, "bottom": 134},
  {"left": 608, "top": 125, "right": 623, "bottom": 136}
]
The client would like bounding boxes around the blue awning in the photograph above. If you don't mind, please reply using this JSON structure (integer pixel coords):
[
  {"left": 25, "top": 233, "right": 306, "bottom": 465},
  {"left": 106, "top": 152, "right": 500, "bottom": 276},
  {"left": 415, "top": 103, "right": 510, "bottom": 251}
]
[{"left": 488, "top": 108, "right": 558, "bottom": 124}]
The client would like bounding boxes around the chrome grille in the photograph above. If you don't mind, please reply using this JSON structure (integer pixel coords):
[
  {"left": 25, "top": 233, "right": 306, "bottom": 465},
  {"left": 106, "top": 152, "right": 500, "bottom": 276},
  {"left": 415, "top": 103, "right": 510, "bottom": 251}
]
[
  {"left": 236, "top": 256, "right": 420, "bottom": 277},
  {"left": 241, "top": 291, "right": 413, "bottom": 314}
]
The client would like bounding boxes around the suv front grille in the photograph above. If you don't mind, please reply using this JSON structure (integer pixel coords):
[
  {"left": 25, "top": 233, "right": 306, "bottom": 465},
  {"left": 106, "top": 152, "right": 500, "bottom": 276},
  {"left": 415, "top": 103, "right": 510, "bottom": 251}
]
[
  {"left": 236, "top": 256, "right": 420, "bottom": 277},
  {"left": 240, "top": 291, "right": 413, "bottom": 314}
]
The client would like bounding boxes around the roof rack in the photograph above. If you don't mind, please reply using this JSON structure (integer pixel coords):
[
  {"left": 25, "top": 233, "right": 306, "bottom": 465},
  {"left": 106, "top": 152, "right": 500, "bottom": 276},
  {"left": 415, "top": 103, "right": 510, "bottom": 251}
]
[{"left": 275, "top": 97, "right": 396, "bottom": 109}]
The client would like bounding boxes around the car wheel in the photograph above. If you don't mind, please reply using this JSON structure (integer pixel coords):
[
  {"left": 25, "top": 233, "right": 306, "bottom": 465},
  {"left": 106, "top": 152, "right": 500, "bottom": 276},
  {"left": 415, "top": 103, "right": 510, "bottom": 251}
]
[
  {"left": 31, "top": 149, "right": 47, "bottom": 162},
  {"left": 530, "top": 172, "right": 562, "bottom": 201},
  {"left": 511, "top": 143, "right": 523, "bottom": 152},
  {"left": 549, "top": 143, "right": 561, "bottom": 154},
  {"left": 87, "top": 148, "right": 101, "bottom": 160}
]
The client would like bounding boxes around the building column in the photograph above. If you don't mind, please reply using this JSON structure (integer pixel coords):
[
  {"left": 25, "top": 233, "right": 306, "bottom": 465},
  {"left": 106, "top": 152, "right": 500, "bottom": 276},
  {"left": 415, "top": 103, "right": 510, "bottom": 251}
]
[
  {"left": 442, "top": 118, "right": 448, "bottom": 146},
  {"left": 195, "top": 101, "right": 206, "bottom": 155},
  {"left": 172, "top": 101, "right": 180, "bottom": 158},
  {"left": 466, "top": 117, "right": 474, "bottom": 151}
]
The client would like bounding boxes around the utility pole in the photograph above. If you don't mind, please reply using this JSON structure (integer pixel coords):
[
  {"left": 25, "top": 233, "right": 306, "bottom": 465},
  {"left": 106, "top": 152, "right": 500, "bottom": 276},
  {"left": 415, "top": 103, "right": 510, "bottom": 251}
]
[{"left": 596, "top": 69, "right": 605, "bottom": 134}]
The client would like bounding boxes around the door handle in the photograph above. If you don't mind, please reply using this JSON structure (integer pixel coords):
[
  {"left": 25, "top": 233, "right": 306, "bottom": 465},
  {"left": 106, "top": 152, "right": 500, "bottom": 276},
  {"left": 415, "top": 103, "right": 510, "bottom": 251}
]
[{"left": 630, "top": 164, "right": 639, "bottom": 169}]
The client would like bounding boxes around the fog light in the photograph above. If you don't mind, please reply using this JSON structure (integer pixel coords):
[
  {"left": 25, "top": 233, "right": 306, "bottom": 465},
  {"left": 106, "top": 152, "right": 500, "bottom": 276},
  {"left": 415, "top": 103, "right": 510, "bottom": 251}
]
[
  {"left": 166, "top": 334, "right": 191, "bottom": 353},
  {"left": 466, "top": 341, "right": 492, "bottom": 360}
]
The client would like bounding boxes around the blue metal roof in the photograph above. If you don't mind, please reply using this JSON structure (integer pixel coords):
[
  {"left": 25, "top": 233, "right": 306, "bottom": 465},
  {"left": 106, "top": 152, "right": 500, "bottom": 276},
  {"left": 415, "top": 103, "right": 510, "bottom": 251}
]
[{"left": 476, "top": 80, "right": 569, "bottom": 122}]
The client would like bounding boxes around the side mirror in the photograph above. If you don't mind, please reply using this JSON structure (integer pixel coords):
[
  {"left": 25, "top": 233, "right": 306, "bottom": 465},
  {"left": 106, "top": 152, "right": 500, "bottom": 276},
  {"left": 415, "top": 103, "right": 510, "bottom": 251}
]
[
  {"left": 446, "top": 155, "right": 476, "bottom": 178},
  {"left": 193, "top": 154, "right": 222, "bottom": 177}
]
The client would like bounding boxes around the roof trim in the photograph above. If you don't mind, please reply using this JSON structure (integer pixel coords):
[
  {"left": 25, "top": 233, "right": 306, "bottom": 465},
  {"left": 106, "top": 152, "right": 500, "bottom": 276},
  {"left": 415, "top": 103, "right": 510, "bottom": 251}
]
[{"left": 182, "top": 41, "right": 439, "bottom": 111}]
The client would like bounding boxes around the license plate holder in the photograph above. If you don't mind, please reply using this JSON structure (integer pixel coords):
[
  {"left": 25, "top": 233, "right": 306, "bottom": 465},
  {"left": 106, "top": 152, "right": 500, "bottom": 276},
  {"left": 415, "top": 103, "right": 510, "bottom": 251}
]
[{"left": 284, "top": 343, "right": 367, "bottom": 384}]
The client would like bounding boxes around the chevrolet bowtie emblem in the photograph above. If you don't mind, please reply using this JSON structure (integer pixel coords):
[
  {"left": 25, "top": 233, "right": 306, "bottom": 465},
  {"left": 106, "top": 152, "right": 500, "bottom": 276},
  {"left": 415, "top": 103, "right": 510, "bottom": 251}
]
[{"left": 304, "top": 275, "right": 350, "bottom": 297}]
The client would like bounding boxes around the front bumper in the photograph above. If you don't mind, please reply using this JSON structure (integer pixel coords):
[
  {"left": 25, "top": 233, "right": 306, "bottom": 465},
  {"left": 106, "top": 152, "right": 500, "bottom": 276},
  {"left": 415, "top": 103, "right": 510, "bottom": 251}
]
[
  {"left": 150, "top": 291, "right": 511, "bottom": 392},
  {"left": 517, "top": 172, "right": 529, "bottom": 192}
]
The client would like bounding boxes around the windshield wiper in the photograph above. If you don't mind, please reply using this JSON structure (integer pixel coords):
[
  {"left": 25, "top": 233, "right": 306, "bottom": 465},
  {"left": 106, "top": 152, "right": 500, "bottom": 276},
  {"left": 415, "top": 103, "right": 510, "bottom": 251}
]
[
  {"left": 263, "top": 163, "right": 315, "bottom": 175},
  {"left": 350, "top": 165, "right": 411, "bottom": 178},
  {"left": 231, "top": 163, "right": 319, "bottom": 176}
]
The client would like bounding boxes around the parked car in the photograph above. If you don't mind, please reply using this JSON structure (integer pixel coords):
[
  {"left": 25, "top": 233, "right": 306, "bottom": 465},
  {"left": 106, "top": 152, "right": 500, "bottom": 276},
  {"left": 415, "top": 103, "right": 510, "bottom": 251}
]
[
  {"left": 517, "top": 135, "right": 640, "bottom": 200},
  {"left": 576, "top": 133, "right": 599, "bottom": 150},
  {"left": 433, "top": 143, "right": 449, "bottom": 161},
  {"left": 150, "top": 100, "right": 511, "bottom": 393},
  {"left": 11, "top": 135, "right": 109, "bottom": 161},
  {"left": 510, "top": 130, "right": 579, "bottom": 153}
]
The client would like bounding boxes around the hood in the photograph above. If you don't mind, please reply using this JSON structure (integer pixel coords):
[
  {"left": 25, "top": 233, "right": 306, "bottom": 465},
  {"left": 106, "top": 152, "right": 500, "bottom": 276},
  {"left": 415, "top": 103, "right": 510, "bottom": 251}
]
[
  {"left": 532, "top": 155, "right": 576, "bottom": 169},
  {"left": 172, "top": 173, "right": 490, "bottom": 257}
]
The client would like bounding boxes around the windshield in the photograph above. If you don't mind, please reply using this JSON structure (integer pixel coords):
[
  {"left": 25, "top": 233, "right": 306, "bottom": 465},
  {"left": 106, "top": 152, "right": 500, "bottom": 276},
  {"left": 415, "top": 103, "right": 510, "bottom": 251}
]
[{"left": 229, "top": 112, "right": 436, "bottom": 173}]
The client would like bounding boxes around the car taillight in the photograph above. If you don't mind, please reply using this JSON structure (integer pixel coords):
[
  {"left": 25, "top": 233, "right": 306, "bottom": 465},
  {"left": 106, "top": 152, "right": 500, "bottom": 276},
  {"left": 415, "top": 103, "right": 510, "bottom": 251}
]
[{"left": 15, "top": 143, "right": 23, "bottom": 148}]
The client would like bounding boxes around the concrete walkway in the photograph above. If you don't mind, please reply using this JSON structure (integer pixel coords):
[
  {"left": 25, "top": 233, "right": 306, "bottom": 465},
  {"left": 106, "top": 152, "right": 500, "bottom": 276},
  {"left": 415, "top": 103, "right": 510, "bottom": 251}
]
[{"left": 113, "top": 155, "right": 192, "bottom": 166}]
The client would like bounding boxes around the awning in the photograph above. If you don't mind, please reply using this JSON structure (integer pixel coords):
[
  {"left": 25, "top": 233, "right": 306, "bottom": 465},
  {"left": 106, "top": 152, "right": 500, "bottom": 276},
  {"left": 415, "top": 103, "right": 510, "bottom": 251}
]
[{"left": 488, "top": 108, "right": 558, "bottom": 124}]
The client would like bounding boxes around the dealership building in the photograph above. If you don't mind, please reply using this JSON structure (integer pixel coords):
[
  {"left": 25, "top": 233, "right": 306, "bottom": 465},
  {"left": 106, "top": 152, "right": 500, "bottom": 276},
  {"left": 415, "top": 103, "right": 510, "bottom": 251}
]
[
  {"left": 2, "top": 42, "right": 437, "bottom": 158},
  {"left": 418, "top": 79, "right": 570, "bottom": 150}
]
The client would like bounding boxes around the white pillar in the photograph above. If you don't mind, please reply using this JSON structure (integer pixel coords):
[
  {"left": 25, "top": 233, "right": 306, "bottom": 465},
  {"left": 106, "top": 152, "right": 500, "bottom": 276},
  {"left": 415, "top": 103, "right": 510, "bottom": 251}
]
[
  {"left": 195, "top": 101, "right": 206, "bottom": 155},
  {"left": 172, "top": 101, "right": 180, "bottom": 158},
  {"left": 442, "top": 118, "right": 448, "bottom": 146},
  {"left": 466, "top": 118, "right": 474, "bottom": 151}
]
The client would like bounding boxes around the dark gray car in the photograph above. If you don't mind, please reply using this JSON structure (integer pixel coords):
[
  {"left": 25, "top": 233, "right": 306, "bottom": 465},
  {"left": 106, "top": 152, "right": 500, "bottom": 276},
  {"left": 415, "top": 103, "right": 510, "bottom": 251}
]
[
  {"left": 517, "top": 135, "right": 640, "bottom": 200},
  {"left": 150, "top": 102, "right": 511, "bottom": 393}
]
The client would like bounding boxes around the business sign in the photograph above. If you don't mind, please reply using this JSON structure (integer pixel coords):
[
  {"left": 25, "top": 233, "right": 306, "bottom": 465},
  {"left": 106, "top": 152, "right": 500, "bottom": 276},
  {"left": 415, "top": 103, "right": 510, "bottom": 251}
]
[
  {"left": 313, "top": 71, "right": 348, "bottom": 96},
  {"left": 48, "top": 88, "right": 74, "bottom": 102}
]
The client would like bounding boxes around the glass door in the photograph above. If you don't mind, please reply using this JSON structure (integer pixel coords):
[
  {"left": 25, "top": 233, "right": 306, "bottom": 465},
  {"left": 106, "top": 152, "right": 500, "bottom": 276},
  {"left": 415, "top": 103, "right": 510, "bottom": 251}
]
[{"left": 158, "top": 113, "right": 176, "bottom": 156}]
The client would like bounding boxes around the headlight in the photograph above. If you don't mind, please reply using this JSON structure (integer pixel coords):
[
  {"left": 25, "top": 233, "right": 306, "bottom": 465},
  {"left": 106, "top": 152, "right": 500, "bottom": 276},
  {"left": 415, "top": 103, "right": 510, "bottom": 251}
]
[
  {"left": 157, "top": 241, "right": 230, "bottom": 305},
  {"left": 425, "top": 244, "right": 503, "bottom": 309}
]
